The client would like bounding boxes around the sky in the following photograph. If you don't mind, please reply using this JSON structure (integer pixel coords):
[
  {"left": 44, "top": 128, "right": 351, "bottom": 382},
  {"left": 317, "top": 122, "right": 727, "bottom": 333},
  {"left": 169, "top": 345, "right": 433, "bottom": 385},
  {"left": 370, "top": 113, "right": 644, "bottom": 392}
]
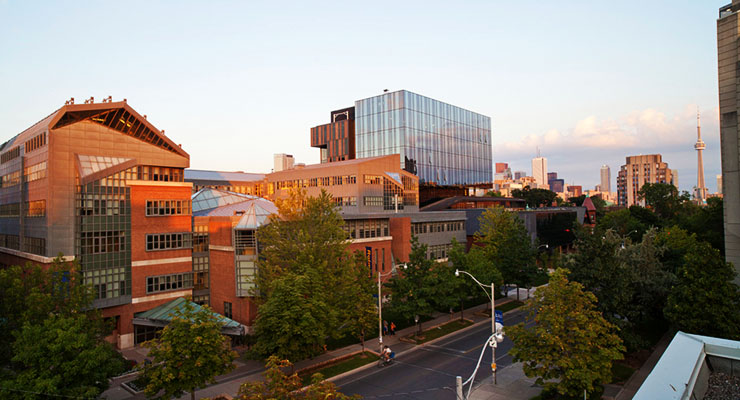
[{"left": 0, "top": 0, "right": 729, "bottom": 193}]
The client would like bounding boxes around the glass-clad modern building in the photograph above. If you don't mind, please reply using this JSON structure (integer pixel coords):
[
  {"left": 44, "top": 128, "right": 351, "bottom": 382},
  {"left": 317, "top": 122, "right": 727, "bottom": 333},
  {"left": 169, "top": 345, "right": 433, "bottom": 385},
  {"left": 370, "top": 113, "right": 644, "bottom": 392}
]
[{"left": 354, "top": 90, "right": 492, "bottom": 185}]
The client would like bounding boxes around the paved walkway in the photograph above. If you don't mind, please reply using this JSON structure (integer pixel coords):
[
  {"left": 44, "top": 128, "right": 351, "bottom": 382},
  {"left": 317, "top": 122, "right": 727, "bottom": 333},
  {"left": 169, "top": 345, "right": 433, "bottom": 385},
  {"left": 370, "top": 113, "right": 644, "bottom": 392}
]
[
  {"left": 103, "top": 287, "right": 544, "bottom": 400},
  {"left": 614, "top": 331, "right": 673, "bottom": 400}
]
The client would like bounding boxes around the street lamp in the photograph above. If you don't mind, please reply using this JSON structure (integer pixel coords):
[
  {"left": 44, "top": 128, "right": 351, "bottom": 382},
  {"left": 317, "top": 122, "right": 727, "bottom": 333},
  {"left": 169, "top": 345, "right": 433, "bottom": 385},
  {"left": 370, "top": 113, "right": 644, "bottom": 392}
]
[
  {"left": 454, "top": 269, "right": 503, "bottom": 384},
  {"left": 377, "top": 262, "right": 406, "bottom": 353},
  {"left": 537, "top": 244, "right": 549, "bottom": 250}
]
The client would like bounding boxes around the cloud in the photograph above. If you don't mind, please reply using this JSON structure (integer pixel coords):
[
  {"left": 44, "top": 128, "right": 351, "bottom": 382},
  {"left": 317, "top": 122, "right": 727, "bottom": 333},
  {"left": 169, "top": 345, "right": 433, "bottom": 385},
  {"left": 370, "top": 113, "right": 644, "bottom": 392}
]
[
  {"left": 496, "top": 105, "right": 719, "bottom": 159},
  {"left": 494, "top": 105, "right": 722, "bottom": 193}
]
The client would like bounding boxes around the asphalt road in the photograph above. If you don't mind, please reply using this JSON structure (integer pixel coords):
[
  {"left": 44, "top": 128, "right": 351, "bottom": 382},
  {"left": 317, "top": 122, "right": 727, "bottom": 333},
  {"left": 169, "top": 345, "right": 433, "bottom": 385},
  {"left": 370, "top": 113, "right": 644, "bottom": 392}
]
[{"left": 335, "top": 309, "right": 528, "bottom": 399}]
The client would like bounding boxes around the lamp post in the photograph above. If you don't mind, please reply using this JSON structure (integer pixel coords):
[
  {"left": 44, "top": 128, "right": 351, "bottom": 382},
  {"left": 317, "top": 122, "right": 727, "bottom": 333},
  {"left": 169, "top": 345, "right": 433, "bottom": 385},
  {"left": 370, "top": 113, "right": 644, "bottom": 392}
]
[
  {"left": 455, "top": 269, "right": 501, "bottom": 384},
  {"left": 378, "top": 262, "right": 406, "bottom": 353}
]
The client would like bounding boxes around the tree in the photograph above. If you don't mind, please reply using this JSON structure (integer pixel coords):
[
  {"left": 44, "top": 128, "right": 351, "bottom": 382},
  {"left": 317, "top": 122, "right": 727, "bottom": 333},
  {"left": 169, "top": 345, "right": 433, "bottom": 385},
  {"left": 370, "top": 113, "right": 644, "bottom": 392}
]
[
  {"left": 567, "top": 194, "right": 586, "bottom": 206},
  {"left": 637, "top": 182, "right": 689, "bottom": 220},
  {"left": 0, "top": 257, "right": 93, "bottom": 368},
  {"left": 508, "top": 269, "right": 624, "bottom": 398},
  {"left": 664, "top": 241, "right": 740, "bottom": 340},
  {"left": 140, "top": 301, "right": 237, "bottom": 400},
  {"left": 511, "top": 186, "right": 557, "bottom": 208},
  {"left": 2, "top": 314, "right": 125, "bottom": 400},
  {"left": 485, "top": 190, "right": 503, "bottom": 197},
  {"left": 475, "top": 206, "right": 536, "bottom": 299},
  {"left": 253, "top": 188, "right": 374, "bottom": 360},
  {"left": 387, "top": 236, "right": 446, "bottom": 336},
  {"left": 596, "top": 208, "right": 647, "bottom": 241},
  {"left": 566, "top": 228, "right": 671, "bottom": 349},
  {"left": 448, "top": 240, "right": 502, "bottom": 319},
  {"left": 236, "top": 356, "right": 359, "bottom": 399}
]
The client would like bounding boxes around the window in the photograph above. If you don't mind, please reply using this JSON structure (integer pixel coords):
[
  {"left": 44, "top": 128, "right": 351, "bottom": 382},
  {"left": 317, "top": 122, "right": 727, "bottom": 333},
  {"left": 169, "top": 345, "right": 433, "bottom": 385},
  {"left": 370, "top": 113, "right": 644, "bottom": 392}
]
[
  {"left": 236, "top": 260, "right": 257, "bottom": 297},
  {"left": 24, "top": 132, "right": 46, "bottom": 153},
  {"left": 22, "top": 236, "right": 45, "bottom": 256},
  {"left": 0, "top": 203, "right": 20, "bottom": 217},
  {"left": 193, "top": 256, "right": 209, "bottom": 290},
  {"left": 224, "top": 302, "right": 233, "bottom": 319},
  {"left": 0, "top": 171, "right": 20, "bottom": 188},
  {"left": 145, "top": 199, "right": 192, "bottom": 216},
  {"left": 234, "top": 230, "right": 256, "bottom": 255},
  {"left": 79, "top": 231, "right": 126, "bottom": 254},
  {"left": 0, "top": 147, "right": 20, "bottom": 164},
  {"left": 146, "top": 232, "right": 192, "bottom": 251},
  {"left": 146, "top": 272, "right": 194, "bottom": 294},
  {"left": 23, "top": 161, "right": 47, "bottom": 182},
  {"left": 363, "top": 196, "right": 383, "bottom": 206},
  {"left": 25, "top": 200, "right": 45, "bottom": 217},
  {"left": 193, "top": 225, "right": 209, "bottom": 252},
  {"left": 364, "top": 175, "right": 382, "bottom": 185},
  {"left": 0, "top": 234, "right": 20, "bottom": 250}
]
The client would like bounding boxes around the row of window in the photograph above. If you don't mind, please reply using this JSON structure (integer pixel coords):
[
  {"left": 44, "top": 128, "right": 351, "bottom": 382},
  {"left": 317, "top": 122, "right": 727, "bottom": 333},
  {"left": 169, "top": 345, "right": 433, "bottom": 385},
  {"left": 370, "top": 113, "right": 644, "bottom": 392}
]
[
  {"left": 0, "top": 234, "right": 43, "bottom": 255},
  {"left": 0, "top": 201, "right": 45, "bottom": 217},
  {"left": 79, "top": 231, "right": 126, "bottom": 255},
  {"left": 146, "top": 232, "right": 192, "bottom": 251},
  {"left": 0, "top": 146, "right": 20, "bottom": 164},
  {"left": 24, "top": 161, "right": 46, "bottom": 182},
  {"left": 332, "top": 196, "right": 357, "bottom": 207},
  {"left": 428, "top": 243, "right": 454, "bottom": 260},
  {"left": 146, "top": 272, "right": 193, "bottom": 294},
  {"left": 343, "top": 218, "right": 390, "bottom": 239},
  {"left": 0, "top": 234, "right": 19, "bottom": 250},
  {"left": 0, "top": 170, "right": 20, "bottom": 188},
  {"left": 272, "top": 175, "right": 358, "bottom": 191},
  {"left": 25, "top": 132, "right": 46, "bottom": 153},
  {"left": 412, "top": 221, "right": 465, "bottom": 235},
  {"left": 145, "top": 200, "right": 192, "bottom": 216},
  {"left": 364, "top": 175, "right": 382, "bottom": 185}
]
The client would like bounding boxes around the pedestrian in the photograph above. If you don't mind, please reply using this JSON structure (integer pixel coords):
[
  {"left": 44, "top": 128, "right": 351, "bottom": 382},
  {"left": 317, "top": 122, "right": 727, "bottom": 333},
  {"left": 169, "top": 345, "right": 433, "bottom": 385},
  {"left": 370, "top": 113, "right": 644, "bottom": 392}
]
[
  {"left": 383, "top": 320, "right": 389, "bottom": 336},
  {"left": 390, "top": 321, "right": 396, "bottom": 336}
]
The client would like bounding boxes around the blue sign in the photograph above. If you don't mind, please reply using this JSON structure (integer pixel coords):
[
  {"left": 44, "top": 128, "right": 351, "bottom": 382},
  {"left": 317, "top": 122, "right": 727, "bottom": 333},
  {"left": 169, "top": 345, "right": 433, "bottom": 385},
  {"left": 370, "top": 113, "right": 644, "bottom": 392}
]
[{"left": 494, "top": 310, "right": 504, "bottom": 324}]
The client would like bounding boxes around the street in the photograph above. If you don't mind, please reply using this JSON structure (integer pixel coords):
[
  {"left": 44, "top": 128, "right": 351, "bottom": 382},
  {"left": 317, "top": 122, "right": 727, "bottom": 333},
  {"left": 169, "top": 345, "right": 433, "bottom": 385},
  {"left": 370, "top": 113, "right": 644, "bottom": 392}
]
[{"left": 335, "top": 309, "right": 528, "bottom": 399}]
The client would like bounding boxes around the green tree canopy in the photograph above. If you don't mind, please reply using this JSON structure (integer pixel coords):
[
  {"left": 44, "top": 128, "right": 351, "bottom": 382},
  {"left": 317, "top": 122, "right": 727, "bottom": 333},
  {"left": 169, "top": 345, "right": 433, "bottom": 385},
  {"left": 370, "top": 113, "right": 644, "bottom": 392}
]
[
  {"left": 253, "top": 188, "right": 374, "bottom": 360},
  {"left": 475, "top": 206, "right": 537, "bottom": 297},
  {"left": 448, "top": 240, "right": 502, "bottom": 316},
  {"left": 511, "top": 186, "right": 557, "bottom": 208},
  {"left": 637, "top": 182, "right": 690, "bottom": 220},
  {"left": 566, "top": 228, "right": 671, "bottom": 349},
  {"left": 140, "top": 301, "right": 237, "bottom": 400},
  {"left": 664, "top": 241, "right": 740, "bottom": 340},
  {"left": 2, "top": 314, "right": 125, "bottom": 400},
  {"left": 387, "top": 236, "right": 449, "bottom": 335},
  {"left": 508, "top": 269, "right": 625, "bottom": 398},
  {"left": 0, "top": 258, "right": 93, "bottom": 368}
]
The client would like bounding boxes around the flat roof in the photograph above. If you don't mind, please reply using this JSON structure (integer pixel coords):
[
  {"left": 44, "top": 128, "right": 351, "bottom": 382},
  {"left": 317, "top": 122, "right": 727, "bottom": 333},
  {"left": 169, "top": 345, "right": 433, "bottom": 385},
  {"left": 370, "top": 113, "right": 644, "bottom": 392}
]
[{"left": 186, "top": 169, "right": 265, "bottom": 183}]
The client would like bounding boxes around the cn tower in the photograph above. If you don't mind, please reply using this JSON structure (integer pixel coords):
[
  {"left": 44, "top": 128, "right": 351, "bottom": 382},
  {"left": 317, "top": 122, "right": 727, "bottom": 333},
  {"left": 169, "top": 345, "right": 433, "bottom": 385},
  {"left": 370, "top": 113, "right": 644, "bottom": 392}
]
[{"left": 695, "top": 110, "right": 707, "bottom": 202}]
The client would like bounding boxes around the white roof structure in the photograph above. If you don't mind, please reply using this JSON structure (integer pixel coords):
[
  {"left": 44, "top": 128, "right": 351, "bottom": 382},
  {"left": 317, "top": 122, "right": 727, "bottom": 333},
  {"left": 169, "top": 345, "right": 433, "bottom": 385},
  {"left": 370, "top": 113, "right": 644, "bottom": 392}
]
[{"left": 633, "top": 331, "right": 740, "bottom": 400}]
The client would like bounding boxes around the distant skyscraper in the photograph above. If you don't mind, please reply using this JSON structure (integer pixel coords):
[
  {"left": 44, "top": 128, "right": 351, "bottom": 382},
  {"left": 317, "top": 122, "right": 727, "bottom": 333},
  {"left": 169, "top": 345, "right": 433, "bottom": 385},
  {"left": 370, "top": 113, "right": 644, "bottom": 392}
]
[
  {"left": 718, "top": 3, "right": 740, "bottom": 280},
  {"left": 495, "top": 163, "right": 509, "bottom": 174},
  {"left": 616, "top": 154, "right": 674, "bottom": 206},
  {"left": 549, "top": 179, "right": 565, "bottom": 193},
  {"left": 695, "top": 112, "right": 708, "bottom": 202},
  {"left": 532, "top": 156, "right": 548, "bottom": 189},
  {"left": 718, "top": 174, "right": 723, "bottom": 195},
  {"left": 273, "top": 153, "right": 294, "bottom": 172},
  {"left": 547, "top": 172, "right": 558, "bottom": 180},
  {"left": 514, "top": 171, "right": 527, "bottom": 180},
  {"left": 600, "top": 165, "right": 611, "bottom": 193}
]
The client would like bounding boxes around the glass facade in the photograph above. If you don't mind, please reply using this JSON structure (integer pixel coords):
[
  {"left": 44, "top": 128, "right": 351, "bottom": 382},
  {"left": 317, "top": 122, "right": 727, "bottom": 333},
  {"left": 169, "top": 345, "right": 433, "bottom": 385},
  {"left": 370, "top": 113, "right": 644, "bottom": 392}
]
[
  {"left": 76, "top": 171, "right": 132, "bottom": 306},
  {"left": 355, "top": 90, "right": 492, "bottom": 185}
]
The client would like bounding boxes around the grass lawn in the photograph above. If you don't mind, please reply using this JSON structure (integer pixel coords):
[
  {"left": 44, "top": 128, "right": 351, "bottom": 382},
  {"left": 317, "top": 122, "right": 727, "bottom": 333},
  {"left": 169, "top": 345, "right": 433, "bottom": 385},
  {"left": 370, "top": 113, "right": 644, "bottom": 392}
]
[
  {"left": 300, "top": 351, "right": 379, "bottom": 386},
  {"left": 407, "top": 319, "right": 473, "bottom": 344}
]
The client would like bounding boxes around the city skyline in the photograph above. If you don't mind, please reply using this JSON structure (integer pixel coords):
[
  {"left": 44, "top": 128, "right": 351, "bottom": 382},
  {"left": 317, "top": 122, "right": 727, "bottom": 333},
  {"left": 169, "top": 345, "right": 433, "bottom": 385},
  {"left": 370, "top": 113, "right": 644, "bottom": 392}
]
[{"left": 0, "top": 1, "right": 726, "bottom": 193}]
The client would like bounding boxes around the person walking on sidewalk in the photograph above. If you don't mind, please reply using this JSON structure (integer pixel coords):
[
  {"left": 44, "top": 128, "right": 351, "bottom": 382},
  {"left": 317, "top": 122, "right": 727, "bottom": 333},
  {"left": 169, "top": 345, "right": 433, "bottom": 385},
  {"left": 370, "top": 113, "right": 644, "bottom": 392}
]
[
  {"left": 390, "top": 321, "right": 396, "bottom": 336},
  {"left": 383, "top": 320, "right": 389, "bottom": 336}
]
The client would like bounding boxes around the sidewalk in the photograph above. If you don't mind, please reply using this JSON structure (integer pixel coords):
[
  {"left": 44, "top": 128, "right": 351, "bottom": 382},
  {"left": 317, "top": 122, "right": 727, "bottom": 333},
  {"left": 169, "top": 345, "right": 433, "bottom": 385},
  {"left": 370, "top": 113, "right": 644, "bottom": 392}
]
[{"left": 102, "top": 287, "right": 541, "bottom": 400}]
